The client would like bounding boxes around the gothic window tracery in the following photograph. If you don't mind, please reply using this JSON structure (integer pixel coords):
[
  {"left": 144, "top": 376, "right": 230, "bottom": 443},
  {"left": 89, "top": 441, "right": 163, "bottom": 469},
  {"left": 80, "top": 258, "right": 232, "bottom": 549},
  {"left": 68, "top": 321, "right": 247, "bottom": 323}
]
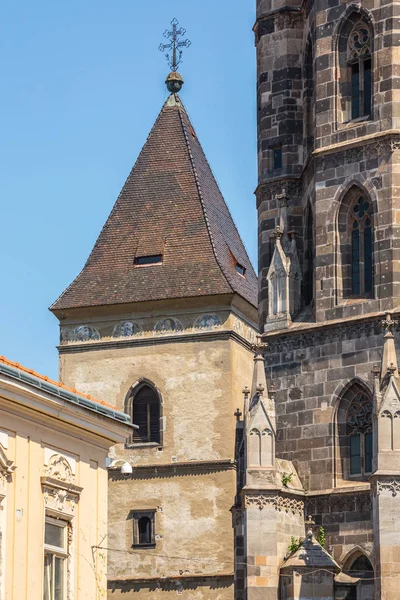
[
  {"left": 338, "top": 187, "right": 374, "bottom": 300},
  {"left": 337, "top": 14, "right": 373, "bottom": 123},
  {"left": 346, "top": 393, "right": 373, "bottom": 476},
  {"left": 350, "top": 197, "right": 373, "bottom": 296},
  {"left": 348, "top": 23, "right": 372, "bottom": 119},
  {"left": 336, "top": 381, "right": 373, "bottom": 482}
]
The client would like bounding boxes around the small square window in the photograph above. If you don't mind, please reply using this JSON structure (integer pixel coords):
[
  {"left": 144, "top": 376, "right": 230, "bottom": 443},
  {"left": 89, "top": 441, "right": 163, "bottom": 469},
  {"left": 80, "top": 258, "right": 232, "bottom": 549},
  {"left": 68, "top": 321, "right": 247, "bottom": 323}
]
[
  {"left": 132, "top": 510, "right": 156, "bottom": 548},
  {"left": 236, "top": 263, "right": 246, "bottom": 277},
  {"left": 273, "top": 148, "right": 282, "bottom": 170},
  {"left": 134, "top": 255, "right": 163, "bottom": 266}
]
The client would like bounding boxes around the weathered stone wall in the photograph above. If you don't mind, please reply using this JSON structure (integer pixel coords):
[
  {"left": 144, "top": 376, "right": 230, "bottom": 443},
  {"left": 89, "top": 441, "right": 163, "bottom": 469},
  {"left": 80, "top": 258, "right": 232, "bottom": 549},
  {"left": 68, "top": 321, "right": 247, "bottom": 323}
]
[
  {"left": 59, "top": 303, "right": 256, "bottom": 600},
  {"left": 255, "top": 0, "right": 400, "bottom": 325},
  {"left": 108, "top": 467, "right": 235, "bottom": 596},
  {"left": 306, "top": 490, "right": 372, "bottom": 564},
  {"left": 264, "top": 318, "right": 391, "bottom": 492}
]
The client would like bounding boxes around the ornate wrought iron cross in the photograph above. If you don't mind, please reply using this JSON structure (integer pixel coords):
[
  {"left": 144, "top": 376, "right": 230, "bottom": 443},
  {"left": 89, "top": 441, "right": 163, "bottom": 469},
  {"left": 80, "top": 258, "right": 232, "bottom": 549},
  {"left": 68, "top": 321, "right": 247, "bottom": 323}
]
[{"left": 159, "top": 18, "right": 191, "bottom": 72}]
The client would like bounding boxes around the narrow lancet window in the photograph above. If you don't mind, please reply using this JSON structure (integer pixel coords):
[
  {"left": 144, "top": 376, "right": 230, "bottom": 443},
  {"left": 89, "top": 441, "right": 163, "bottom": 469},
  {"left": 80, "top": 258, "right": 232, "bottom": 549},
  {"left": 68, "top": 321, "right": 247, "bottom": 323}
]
[{"left": 347, "top": 23, "right": 372, "bottom": 120}]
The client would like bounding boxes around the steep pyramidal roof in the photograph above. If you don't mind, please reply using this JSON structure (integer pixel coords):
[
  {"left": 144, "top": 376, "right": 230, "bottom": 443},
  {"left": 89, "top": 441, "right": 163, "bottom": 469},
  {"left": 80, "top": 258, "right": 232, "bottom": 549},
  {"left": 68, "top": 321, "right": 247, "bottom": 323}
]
[{"left": 51, "top": 94, "right": 257, "bottom": 312}]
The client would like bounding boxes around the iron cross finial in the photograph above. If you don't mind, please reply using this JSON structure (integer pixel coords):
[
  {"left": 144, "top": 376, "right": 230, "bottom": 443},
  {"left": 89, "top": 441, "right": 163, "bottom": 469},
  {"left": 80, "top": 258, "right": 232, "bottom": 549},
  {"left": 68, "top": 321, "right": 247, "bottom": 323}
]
[{"left": 159, "top": 18, "right": 191, "bottom": 72}]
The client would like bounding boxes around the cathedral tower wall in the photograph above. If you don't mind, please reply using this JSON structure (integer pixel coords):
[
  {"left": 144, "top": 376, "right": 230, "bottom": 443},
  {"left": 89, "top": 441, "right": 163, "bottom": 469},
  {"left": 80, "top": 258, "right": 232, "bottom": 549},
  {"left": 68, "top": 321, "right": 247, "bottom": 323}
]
[{"left": 255, "top": 0, "right": 400, "bottom": 595}]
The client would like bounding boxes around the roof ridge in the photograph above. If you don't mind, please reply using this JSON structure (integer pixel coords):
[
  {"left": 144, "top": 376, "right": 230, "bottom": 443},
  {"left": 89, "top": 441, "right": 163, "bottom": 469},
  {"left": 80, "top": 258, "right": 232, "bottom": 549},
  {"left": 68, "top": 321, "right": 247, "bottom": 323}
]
[{"left": 176, "top": 100, "right": 234, "bottom": 294}]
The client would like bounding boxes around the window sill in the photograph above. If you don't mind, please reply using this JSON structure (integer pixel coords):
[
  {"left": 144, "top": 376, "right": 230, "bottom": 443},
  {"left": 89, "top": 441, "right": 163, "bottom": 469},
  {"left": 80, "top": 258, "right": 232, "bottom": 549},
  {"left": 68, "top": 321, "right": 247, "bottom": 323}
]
[
  {"left": 125, "top": 442, "right": 162, "bottom": 449},
  {"left": 132, "top": 544, "right": 156, "bottom": 550},
  {"left": 337, "top": 295, "right": 374, "bottom": 306},
  {"left": 336, "top": 115, "right": 372, "bottom": 130}
]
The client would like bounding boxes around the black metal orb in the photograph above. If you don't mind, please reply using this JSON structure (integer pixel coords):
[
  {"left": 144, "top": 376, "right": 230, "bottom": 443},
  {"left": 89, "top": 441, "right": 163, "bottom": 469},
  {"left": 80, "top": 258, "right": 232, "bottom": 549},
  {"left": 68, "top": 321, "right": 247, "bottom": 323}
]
[{"left": 166, "top": 71, "right": 184, "bottom": 93}]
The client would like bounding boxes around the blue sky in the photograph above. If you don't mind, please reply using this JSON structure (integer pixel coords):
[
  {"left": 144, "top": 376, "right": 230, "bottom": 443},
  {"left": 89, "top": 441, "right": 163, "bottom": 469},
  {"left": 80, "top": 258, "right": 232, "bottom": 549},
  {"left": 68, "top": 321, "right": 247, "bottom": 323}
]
[{"left": 0, "top": 1, "right": 257, "bottom": 379}]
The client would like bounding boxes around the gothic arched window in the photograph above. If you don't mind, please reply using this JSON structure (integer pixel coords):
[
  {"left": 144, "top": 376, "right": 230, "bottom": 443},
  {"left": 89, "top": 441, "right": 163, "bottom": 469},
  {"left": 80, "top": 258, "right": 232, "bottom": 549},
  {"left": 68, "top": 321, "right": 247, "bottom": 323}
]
[
  {"left": 127, "top": 382, "right": 161, "bottom": 445},
  {"left": 337, "top": 13, "right": 373, "bottom": 123},
  {"left": 336, "top": 382, "right": 373, "bottom": 482},
  {"left": 348, "top": 23, "right": 372, "bottom": 119},
  {"left": 338, "top": 187, "right": 374, "bottom": 300},
  {"left": 335, "top": 552, "right": 374, "bottom": 599},
  {"left": 346, "top": 393, "right": 373, "bottom": 476},
  {"left": 304, "top": 202, "right": 314, "bottom": 308},
  {"left": 304, "top": 38, "right": 315, "bottom": 155},
  {"left": 334, "top": 380, "right": 373, "bottom": 485}
]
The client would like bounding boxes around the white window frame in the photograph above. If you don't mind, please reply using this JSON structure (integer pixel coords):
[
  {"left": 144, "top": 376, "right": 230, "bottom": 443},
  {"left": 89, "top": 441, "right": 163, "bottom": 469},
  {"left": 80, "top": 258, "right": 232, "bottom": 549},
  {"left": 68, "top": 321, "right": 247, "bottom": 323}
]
[{"left": 43, "top": 516, "right": 68, "bottom": 600}]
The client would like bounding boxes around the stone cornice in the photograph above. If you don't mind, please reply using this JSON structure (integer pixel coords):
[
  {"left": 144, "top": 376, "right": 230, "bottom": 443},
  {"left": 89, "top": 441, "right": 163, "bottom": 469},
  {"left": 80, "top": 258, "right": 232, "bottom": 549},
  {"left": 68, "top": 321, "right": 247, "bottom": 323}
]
[
  {"left": 312, "top": 129, "right": 400, "bottom": 158},
  {"left": 40, "top": 476, "right": 83, "bottom": 495},
  {"left": 243, "top": 490, "right": 305, "bottom": 515},
  {"left": 108, "top": 573, "right": 234, "bottom": 588},
  {"left": 262, "top": 309, "right": 397, "bottom": 352},
  {"left": 255, "top": 131, "right": 400, "bottom": 203},
  {"left": 58, "top": 329, "right": 254, "bottom": 354},
  {"left": 109, "top": 459, "right": 236, "bottom": 480}
]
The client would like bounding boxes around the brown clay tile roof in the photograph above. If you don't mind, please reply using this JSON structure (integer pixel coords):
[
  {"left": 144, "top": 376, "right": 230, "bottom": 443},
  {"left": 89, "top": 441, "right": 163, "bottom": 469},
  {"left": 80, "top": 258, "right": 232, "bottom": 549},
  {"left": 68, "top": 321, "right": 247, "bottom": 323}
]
[{"left": 51, "top": 94, "right": 257, "bottom": 312}]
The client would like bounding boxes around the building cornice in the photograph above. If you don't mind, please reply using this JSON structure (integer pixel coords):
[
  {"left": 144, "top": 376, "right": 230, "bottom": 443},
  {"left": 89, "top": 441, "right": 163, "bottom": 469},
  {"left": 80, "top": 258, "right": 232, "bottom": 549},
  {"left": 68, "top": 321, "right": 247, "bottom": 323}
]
[
  {"left": 0, "top": 376, "right": 132, "bottom": 447},
  {"left": 109, "top": 459, "right": 236, "bottom": 480},
  {"left": 58, "top": 329, "right": 254, "bottom": 354},
  {"left": 262, "top": 308, "right": 395, "bottom": 343},
  {"left": 108, "top": 573, "right": 234, "bottom": 587}
]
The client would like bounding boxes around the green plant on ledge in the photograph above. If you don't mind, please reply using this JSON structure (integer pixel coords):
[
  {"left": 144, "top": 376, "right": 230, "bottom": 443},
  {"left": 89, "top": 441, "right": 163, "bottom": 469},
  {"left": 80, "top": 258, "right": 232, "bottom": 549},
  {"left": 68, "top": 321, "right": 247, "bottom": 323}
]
[
  {"left": 317, "top": 526, "right": 326, "bottom": 547},
  {"left": 287, "top": 536, "right": 302, "bottom": 554},
  {"left": 281, "top": 472, "right": 294, "bottom": 488}
]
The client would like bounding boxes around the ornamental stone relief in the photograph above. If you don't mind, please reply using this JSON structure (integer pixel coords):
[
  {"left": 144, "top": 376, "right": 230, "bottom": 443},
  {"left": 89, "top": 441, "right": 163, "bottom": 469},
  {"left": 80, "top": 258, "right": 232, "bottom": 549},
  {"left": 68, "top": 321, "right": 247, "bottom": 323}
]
[
  {"left": 43, "top": 486, "right": 77, "bottom": 515},
  {"left": 315, "top": 137, "right": 399, "bottom": 172},
  {"left": 244, "top": 494, "right": 304, "bottom": 515},
  {"left": 0, "top": 447, "right": 15, "bottom": 488},
  {"left": 45, "top": 454, "right": 74, "bottom": 483},
  {"left": 305, "top": 492, "right": 371, "bottom": 515},
  {"left": 267, "top": 320, "right": 381, "bottom": 354},
  {"left": 376, "top": 479, "right": 400, "bottom": 497},
  {"left": 60, "top": 313, "right": 256, "bottom": 344}
]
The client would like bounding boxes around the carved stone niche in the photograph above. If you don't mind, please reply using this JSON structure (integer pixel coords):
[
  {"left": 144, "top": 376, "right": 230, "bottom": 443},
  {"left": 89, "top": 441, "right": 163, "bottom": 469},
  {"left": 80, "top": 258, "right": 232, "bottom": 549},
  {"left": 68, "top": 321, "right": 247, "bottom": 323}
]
[{"left": 41, "top": 477, "right": 83, "bottom": 517}]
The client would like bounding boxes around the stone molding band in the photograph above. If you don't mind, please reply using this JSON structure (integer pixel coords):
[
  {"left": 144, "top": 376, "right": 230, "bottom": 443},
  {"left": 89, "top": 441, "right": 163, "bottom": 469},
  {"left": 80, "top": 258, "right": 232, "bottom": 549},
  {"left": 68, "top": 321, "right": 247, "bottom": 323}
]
[
  {"left": 109, "top": 459, "right": 236, "bottom": 480},
  {"left": 58, "top": 329, "right": 254, "bottom": 354},
  {"left": 244, "top": 493, "right": 304, "bottom": 515},
  {"left": 256, "top": 135, "right": 400, "bottom": 204},
  {"left": 374, "top": 479, "right": 400, "bottom": 497}
]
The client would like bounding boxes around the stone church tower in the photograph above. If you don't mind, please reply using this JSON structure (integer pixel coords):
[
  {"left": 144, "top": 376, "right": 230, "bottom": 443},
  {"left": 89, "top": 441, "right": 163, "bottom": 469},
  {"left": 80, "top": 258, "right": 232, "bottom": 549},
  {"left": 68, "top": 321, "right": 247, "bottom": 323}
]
[
  {"left": 232, "top": 0, "right": 400, "bottom": 598},
  {"left": 50, "top": 72, "right": 258, "bottom": 599}
]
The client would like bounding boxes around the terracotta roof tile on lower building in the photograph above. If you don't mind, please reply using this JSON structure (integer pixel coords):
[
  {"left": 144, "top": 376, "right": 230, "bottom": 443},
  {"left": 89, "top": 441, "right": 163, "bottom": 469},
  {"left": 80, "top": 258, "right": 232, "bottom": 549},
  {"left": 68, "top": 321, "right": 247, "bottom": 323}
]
[
  {"left": 0, "top": 355, "right": 122, "bottom": 414},
  {"left": 51, "top": 93, "right": 257, "bottom": 312}
]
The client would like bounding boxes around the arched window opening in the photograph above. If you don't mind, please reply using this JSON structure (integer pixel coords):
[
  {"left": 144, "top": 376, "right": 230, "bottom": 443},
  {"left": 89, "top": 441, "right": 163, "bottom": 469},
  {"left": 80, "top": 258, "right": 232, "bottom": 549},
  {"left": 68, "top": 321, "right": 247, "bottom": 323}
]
[
  {"left": 347, "top": 393, "right": 373, "bottom": 476},
  {"left": 348, "top": 23, "right": 372, "bottom": 119},
  {"left": 338, "top": 187, "right": 374, "bottom": 300},
  {"left": 138, "top": 517, "right": 152, "bottom": 545},
  {"left": 304, "top": 202, "right": 314, "bottom": 308},
  {"left": 129, "top": 383, "right": 161, "bottom": 444},
  {"left": 337, "top": 14, "right": 373, "bottom": 123},
  {"left": 335, "top": 553, "right": 374, "bottom": 599},
  {"left": 304, "top": 39, "right": 315, "bottom": 156},
  {"left": 336, "top": 382, "right": 373, "bottom": 482}
]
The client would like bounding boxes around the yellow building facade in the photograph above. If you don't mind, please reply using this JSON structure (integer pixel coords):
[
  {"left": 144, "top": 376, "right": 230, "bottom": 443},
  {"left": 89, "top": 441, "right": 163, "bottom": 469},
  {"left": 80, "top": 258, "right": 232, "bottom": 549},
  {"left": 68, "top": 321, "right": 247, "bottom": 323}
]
[{"left": 0, "top": 356, "right": 131, "bottom": 600}]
